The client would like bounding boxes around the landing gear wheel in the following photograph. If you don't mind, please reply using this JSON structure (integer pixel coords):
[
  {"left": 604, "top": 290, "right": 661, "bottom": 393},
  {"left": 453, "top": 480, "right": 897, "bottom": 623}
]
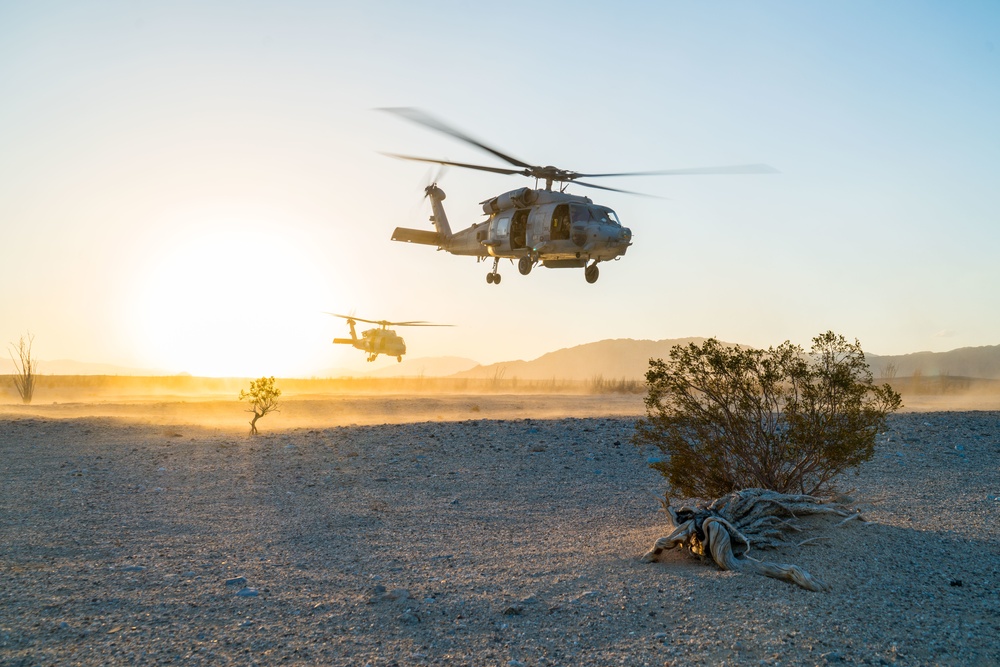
[
  {"left": 492, "top": 272, "right": 502, "bottom": 284},
  {"left": 585, "top": 263, "right": 600, "bottom": 284},
  {"left": 397, "top": 356, "right": 402, "bottom": 363},
  {"left": 486, "top": 272, "right": 494, "bottom": 284},
  {"left": 518, "top": 256, "right": 533, "bottom": 276}
]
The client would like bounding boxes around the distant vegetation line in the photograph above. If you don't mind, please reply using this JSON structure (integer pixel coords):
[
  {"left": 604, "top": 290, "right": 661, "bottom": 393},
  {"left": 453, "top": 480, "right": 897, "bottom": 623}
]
[{"left": 0, "top": 374, "right": 647, "bottom": 402}]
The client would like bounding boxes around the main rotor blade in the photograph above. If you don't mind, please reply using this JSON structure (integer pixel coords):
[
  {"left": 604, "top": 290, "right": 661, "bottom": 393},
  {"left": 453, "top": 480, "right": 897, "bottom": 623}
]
[
  {"left": 381, "top": 152, "right": 525, "bottom": 177},
  {"left": 576, "top": 164, "right": 779, "bottom": 178},
  {"left": 325, "top": 312, "right": 381, "bottom": 325},
  {"left": 379, "top": 107, "right": 535, "bottom": 170},
  {"left": 572, "top": 180, "right": 663, "bottom": 198},
  {"left": 390, "top": 321, "right": 454, "bottom": 327}
]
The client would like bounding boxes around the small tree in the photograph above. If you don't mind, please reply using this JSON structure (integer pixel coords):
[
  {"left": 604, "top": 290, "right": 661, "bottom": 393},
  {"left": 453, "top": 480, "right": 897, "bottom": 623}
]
[
  {"left": 633, "top": 331, "right": 901, "bottom": 498},
  {"left": 8, "top": 333, "right": 37, "bottom": 405},
  {"left": 239, "top": 376, "right": 281, "bottom": 435}
]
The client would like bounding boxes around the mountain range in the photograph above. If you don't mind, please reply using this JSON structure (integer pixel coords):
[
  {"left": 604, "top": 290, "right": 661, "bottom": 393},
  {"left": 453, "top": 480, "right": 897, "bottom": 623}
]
[{"left": 418, "top": 339, "right": 1000, "bottom": 382}]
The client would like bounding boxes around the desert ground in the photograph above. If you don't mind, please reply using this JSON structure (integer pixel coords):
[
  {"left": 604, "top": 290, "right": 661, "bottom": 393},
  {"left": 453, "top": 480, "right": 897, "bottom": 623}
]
[{"left": 1, "top": 384, "right": 998, "bottom": 666}]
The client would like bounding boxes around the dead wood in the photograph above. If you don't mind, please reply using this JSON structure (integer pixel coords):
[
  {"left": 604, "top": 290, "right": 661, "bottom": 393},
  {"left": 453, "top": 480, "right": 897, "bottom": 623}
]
[{"left": 641, "top": 488, "right": 862, "bottom": 591}]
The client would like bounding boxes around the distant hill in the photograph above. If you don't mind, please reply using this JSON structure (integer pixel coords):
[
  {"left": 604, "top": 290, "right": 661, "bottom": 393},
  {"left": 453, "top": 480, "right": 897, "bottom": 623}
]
[
  {"left": 867, "top": 345, "right": 1000, "bottom": 380},
  {"left": 450, "top": 338, "right": 713, "bottom": 382},
  {"left": 450, "top": 339, "right": 1000, "bottom": 383}
]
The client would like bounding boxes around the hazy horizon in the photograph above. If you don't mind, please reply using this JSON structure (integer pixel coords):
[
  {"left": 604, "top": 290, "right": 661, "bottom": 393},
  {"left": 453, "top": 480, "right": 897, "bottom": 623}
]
[
  {"left": 3, "top": 3, "right": 999, "bottom": 378},
  {"left": 10, "top": 335, "right": 1000, "bottom": 381}
]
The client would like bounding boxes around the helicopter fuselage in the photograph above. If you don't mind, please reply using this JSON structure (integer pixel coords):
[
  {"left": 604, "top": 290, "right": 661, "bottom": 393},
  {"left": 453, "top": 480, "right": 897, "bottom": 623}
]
[
  {"left": 392, "top": 186, "right": 632, "bottom": 284},
  {"left": 332, "top": 318, "right": 407, "bottom": 362}
]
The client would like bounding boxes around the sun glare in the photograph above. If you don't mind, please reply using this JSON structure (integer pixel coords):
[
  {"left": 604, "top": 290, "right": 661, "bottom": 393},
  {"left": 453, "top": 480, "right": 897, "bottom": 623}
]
[{"left": 128, "top": 214, "right": 332, "bottom": 377}]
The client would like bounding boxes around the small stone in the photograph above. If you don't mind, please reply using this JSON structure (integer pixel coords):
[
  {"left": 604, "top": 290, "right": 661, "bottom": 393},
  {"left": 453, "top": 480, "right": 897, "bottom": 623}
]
[
  {"left": 235, "top": 587, "right": 259, "bottom": 597},
  {"left": 121, "top": 565, "right": 146, "bottom": 572},
  {"left": 399, "top": 609, "right": 420, "bottom": 624},
  {"left": 225, "top": 576, "right": 248, "bottom": 587},
  {"left": 502, "top": 605, "right": 523, "bottom": 616}
]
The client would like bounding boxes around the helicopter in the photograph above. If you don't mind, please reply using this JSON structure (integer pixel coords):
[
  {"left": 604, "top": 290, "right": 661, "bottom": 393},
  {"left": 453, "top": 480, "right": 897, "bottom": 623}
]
[
  {"left": 383, "top": 107, "right": 776, "bottom": 284},
  {"left": 328, "top": 313, "right": 451, "bottom": 362}
]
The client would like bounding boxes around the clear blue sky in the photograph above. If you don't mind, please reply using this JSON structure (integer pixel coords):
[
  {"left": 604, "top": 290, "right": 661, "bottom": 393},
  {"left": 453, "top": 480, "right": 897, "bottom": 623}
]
[{"left": 2, "top": 1, "right": 998, "bottom": 376}]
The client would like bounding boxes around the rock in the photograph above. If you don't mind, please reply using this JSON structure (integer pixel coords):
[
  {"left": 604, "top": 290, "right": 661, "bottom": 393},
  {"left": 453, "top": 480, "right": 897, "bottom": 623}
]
[
  {"left": 235, "top": 587, "right": 259, "bottom": 597},
  {"left": 385, "top": 588, "right": 410, "bottom": 601},
  {"left": 225, "top": 576, "right": 248, "bottom": 587},
  {"left": 121, "top": 565, "right": 146, "bottom": 572},
  {"left": 398, "top": 609, "right": 420, "bottom": 624}
]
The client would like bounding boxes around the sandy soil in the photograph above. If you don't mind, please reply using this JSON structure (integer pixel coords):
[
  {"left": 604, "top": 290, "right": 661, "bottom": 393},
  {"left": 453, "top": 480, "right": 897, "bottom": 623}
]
[{"left": 1, "top": 395, "right": 998, "bottom": 666}]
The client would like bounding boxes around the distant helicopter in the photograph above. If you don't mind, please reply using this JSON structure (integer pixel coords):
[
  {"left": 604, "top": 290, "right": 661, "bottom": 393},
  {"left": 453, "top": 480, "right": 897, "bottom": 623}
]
[
  {"left": 328, "top": 313, "right": 450, "bottom": 362},
  {"left": 383, "top": 107, "right": 776, "bottom": 284}
]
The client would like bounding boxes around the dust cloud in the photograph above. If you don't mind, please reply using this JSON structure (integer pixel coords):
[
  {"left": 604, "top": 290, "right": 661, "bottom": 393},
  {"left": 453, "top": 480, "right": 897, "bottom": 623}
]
[
  {"left": 1, "top": 374, "right": 996, "bottom": 433},
  {"left": 0, "top": 375, "right": 646, "bottom": 432}
]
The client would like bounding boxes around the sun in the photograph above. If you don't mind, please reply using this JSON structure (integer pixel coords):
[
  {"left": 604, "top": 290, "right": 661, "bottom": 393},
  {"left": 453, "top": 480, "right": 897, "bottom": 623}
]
[{"left": 127, "top": 213, "right": 332, "bottom": 377}]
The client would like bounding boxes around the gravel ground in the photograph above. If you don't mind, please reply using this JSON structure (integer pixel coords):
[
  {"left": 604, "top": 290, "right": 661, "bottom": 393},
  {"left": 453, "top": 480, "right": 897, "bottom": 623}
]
[{"left": 1, "top": 408, "right": 998, "bottom": 666}]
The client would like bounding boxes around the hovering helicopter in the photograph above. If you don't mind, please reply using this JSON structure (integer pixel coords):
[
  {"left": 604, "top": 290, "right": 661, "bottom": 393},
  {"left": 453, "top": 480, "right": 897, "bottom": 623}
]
[
  {"left": 383, "top": 107, "right": 776, "bottom": 284},
  {"left": 328, "top": 313, "right": 450, "bottom": 362}
]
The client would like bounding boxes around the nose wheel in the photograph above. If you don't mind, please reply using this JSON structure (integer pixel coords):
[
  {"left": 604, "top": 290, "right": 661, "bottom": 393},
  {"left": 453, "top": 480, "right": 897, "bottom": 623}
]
[
  {"left": 486, "top": 257, "right": 502, "bottom": 285},
  {"left": 585, "top": 262, "right": 600, "bottom": 284}
]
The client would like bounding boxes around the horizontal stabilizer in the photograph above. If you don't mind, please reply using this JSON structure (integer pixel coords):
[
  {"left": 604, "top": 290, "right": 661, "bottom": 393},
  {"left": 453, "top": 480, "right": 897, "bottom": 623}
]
[{"left": 392, "top": 227, "right": 443, "bottom": 246}]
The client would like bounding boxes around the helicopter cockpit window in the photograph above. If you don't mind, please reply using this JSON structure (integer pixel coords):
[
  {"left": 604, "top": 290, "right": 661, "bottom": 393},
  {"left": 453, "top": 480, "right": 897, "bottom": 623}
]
[
  {"left": 570, "top": 204, "right": 594, "bottom": 224},
  {"left": 594, "top": 207, "right": 621, "bottom": 226}
]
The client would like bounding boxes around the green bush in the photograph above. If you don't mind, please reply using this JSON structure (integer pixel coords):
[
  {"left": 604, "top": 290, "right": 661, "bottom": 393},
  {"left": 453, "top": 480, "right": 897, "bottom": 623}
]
[
  {"left": 633, "top": 332, "right": 901, "bottom": 498},
  {"left": 239, "top": 376, "right": 281, "bottom": 435}
]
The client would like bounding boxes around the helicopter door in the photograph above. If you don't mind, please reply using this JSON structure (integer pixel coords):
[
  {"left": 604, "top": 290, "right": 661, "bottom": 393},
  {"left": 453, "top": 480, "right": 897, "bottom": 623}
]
[
  {"left": 511, "top": 209, "right": 529, "bottom": 250},
  {"left": 489, "top": 215, "right": 511, "bottom": 254},
  {"left": 551, "top": 204, "right": 570, "bottom": 241}
]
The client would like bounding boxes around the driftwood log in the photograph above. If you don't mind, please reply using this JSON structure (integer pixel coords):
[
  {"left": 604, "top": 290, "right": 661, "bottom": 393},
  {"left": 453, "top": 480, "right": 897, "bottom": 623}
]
[{"left": 640, "top": 488, "right": 862, "bottom": 591}]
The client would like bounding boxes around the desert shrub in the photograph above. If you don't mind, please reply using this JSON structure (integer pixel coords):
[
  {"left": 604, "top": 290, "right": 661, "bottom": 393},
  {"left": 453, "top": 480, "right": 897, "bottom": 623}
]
[
  {"left": 633, "top": 332, "right": 901, "bottom": 497},
  {"left": 8, "top": 333, "right": 37, "bottom": 404},
  {"left": 239, "top": 376, "right": 281, "bottom": 435}
]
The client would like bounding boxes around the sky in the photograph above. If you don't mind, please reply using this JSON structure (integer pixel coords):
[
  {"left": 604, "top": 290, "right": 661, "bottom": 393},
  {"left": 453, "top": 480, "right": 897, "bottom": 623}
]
[{"left": 2, "top": 1, "right": 999, "bottom": 377}]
